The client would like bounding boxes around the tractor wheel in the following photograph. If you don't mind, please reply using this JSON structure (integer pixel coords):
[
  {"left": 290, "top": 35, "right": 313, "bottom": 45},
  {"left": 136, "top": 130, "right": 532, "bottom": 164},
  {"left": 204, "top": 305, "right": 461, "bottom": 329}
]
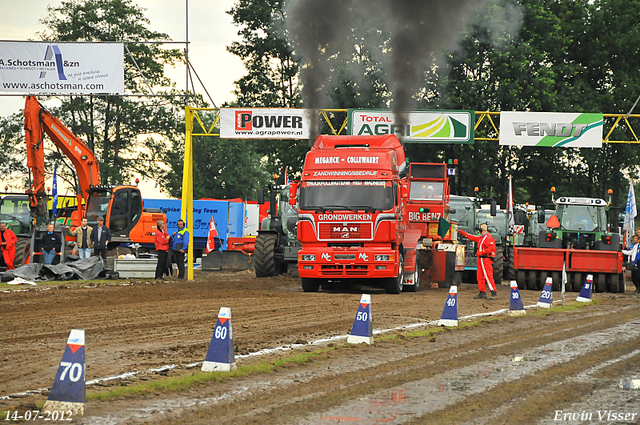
[
  {"left": 596, "top": 273, "right": 607, "bottom": 293},
  {"left": 492, "top": 254, "right": 503, "bottom": 288},
  {"left": 618, "top": 273, "right": 626, "bottom": 293},
  {"left": 505, "top": 246, "right": 516, "bottom": 281},
  {"left": 301, "top": 277, "right": 320, "bottom": 292},
  {"left": 385, "top": 254, "right": 404, "bottom": 294},
  {"left": 573, "top": 272, "right": 583, "bottom": 292},
  {"left": 551, "top": 271, "right": 561, "bottom": 291},
  {"left": 527, "top": 270, "right": 537, "bottom": 290},
  {"left": 539, "top": 271, "right": 549, "bottom": 290},
  {"left": 516, "top": 270, "right": 526, "bottom": 289},
  {"left": 14, "top": 238, "right": 31, "bottom": 267},
  {"left": 254, "top": 233, "right": 278, "bottom": 277},
  {"left": 608, "top": 273, "right": 619, "bottom": 293}
]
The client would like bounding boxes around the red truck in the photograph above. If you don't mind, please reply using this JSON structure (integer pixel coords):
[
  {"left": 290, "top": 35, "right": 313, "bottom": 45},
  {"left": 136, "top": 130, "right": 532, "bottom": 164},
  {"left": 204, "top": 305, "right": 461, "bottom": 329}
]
[
  {"left": 290, "top": 134, "right": 415, "bottom": 294},
  {"left": 404, "top": 163, "right": 464, "bottom": 289}
]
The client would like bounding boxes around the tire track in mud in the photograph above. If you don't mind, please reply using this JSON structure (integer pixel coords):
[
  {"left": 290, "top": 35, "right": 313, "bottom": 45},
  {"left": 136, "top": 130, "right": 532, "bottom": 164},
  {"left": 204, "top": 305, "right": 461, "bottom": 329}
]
[{"left": 99, "top": 301, "right": 639, "bottom": 425}]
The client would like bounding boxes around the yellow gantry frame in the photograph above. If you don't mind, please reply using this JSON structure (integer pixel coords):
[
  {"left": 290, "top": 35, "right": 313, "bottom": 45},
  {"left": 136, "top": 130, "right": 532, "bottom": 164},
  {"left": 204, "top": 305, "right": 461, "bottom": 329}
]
[{"left": 181, "top": 108, "right": 640, "bottom": 280}]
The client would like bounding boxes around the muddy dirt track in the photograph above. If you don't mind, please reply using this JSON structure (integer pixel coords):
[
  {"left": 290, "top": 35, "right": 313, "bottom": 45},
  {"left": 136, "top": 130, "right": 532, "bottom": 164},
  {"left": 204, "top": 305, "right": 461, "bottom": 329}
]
[{"left": 1, "top": 271, "right": 639, "bottom": 424}]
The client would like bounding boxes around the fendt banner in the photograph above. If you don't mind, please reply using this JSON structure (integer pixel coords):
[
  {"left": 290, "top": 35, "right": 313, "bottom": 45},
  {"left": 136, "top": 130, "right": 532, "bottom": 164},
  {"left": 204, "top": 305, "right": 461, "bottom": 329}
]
[
  {"left": 0, "top": 42, "right": 124, "bottom": 94},
  {"left": 220, "top": 108, "right": 312, "bottom": 139},
  {"left": 348, "top": 109, "right": 474, "bottom": 144},
  {"left": 500, "top": 111, "right": 603, "bottom": 148}
]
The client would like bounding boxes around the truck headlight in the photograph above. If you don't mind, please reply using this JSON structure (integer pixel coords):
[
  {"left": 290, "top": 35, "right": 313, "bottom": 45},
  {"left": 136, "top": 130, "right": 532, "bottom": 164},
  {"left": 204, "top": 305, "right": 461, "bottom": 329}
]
[
  {"left": 300, "top": 254, "right": 315, "bottom": 261},
  {"left": 375, "top": 254, "right": 394, "bottom": 261}
]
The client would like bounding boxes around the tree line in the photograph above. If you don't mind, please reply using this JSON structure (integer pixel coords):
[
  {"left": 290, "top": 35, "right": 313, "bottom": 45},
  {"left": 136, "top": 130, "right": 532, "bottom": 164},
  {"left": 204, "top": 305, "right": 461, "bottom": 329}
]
[{"left": 1, "top": 0, "right": 639, "bottom": 211}]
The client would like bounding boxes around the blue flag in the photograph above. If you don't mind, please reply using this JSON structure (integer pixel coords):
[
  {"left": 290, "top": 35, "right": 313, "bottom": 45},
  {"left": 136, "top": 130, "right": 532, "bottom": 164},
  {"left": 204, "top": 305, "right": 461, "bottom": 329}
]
[{"left": 52, "top": 162, "right": 58, "bottom": 217}]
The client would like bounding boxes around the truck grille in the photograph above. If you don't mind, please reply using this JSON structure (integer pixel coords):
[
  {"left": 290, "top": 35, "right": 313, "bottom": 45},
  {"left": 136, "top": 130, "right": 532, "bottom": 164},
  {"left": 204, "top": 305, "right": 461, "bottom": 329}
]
[{"left": 318, "top": 222, "right": 373, "bottom": 241}]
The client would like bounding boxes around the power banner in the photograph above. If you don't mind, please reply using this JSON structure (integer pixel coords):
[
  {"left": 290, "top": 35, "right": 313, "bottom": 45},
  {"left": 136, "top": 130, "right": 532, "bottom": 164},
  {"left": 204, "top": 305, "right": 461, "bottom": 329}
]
[
  {"left": 0, "top": 42, "right": 124, "bottom": 94},
  {"left": 220, "top": 108, "right": 311, "bottom": 139},
  {"left": 499, "top": 111, "right": 603, "bottom": 148},
  {"left": 348, "top": 109, "right": 474, "bottom": 144}
]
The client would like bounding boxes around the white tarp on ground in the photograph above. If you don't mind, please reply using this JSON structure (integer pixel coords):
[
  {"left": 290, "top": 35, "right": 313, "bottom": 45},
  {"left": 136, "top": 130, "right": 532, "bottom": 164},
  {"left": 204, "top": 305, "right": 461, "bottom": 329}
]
[{"left": 0, "top": 42, "right": 124, "bottom": 94}]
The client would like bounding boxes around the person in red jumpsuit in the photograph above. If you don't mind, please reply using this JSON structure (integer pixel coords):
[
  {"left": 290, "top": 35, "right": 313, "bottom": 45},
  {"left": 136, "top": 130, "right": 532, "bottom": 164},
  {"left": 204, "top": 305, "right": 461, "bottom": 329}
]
[
  {"left": 0, "top": 222, "right": 18, "bottom": 270},
  {"left": 459, "top": 222, "right": 498, "bottom": 299}
]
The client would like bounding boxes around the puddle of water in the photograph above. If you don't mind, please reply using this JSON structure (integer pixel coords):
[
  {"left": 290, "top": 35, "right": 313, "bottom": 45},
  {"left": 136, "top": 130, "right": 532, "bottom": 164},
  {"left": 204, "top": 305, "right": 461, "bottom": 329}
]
[{"left": 300, "top": 319, "right": 640, "bottom": 425}]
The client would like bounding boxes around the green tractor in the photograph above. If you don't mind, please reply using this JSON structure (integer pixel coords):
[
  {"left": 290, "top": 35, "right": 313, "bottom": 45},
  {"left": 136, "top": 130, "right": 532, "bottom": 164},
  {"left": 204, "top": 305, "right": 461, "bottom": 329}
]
[{"left": 254, "top": 184, "right": 301, "bottom": 277}]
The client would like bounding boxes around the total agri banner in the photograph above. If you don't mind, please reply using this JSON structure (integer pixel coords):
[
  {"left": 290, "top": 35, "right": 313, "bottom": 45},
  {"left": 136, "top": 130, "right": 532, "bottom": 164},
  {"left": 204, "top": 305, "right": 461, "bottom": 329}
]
[
  {"left": 348, "top": 109, "right": 474, "bottom": 144},
  {"left": 220, "top": 108, "right": 312, "bottom": 139},
  {"left": 499, "top": 111, "right": 603, "bottom": 148},
  {"left": 0, "top": 42, "right": 124, "bottom": 94}
]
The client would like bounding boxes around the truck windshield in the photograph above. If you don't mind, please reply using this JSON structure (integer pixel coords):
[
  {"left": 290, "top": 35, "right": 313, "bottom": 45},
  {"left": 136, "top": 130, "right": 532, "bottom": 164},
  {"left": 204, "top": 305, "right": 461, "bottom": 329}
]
[
  {"left": 410, "top": 181, "right": 444, "bottom": 200},
  {"left": 556, "top": 204, "right": 607, "bottom": 231},
  {"left": 300, "top": 180, "right": 393, "bottom": 211},
  {"left": 86, "top": 190, "right": 111, "bottom": 226}
]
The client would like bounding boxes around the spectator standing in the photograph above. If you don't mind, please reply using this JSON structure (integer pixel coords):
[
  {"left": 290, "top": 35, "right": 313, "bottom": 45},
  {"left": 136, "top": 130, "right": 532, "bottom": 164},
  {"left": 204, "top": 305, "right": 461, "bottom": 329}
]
[
  {"left": 91, "top": 216, "right": 111, "bottom": 260},
  {"left": 68, "top": 218, "right": 93, "bottom": 259},
  {"left": 0, "top": 222, "right": 17, "bottom": 269},
  {"left": 623, "top": 234, "right": 640, "bottom": 294},
  {"left": 42, "top": 223, "right": 61, "bottom": 265},
  {"left": 172, "top": 219, "right": 189, "bottom": 279},
  {"left": 154, "top": 220, "right": 171, "bottom": 280}
]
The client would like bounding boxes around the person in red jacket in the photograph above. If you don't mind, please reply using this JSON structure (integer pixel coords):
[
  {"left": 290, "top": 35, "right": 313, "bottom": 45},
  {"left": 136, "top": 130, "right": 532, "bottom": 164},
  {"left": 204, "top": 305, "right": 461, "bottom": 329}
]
[
  {"left": 459, "top": 222, "right": 498, "bottom": 299},
  {"left": 154, "top": 220, "right": 171, "bottom": 280},
  {"left": 0, "top": 222, "right": 18, "bottom": 270}
]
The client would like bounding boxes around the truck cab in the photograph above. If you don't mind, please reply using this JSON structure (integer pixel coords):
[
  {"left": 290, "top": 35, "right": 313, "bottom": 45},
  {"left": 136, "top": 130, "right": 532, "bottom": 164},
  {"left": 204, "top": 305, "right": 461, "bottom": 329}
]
[{"left": 294, "top": 135, "right": 407, "bottom": 294}]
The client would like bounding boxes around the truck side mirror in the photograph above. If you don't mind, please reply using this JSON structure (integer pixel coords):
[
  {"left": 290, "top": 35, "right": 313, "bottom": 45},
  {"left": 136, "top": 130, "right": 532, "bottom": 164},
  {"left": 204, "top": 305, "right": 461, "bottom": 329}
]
[
  {"left": 257, "top": 189, "right": 265, "bottom": 205},
  {"left": 288, "top": 182, "right": 298, "bottom": 205},
  {"left": 490, "top": 200, "right": 497, "bottom": 216},
  {"left": 537, "top": 208, "right": 545, "bottom": 223}
]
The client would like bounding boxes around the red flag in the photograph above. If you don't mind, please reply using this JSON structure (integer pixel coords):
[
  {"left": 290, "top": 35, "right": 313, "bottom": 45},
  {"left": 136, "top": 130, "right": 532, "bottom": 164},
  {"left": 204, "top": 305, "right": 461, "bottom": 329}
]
[{"left": 206, "top": 215, "right": 218, "bottom": 253}]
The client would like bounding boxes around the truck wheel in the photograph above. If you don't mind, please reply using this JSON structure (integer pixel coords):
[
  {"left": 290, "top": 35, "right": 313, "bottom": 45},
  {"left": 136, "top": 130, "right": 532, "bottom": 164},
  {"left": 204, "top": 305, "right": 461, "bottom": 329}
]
[
  {"left": 301, "top": 277, "right": 320, "bottom": 292},
  {"left": 573, "top": 272, "right": 583, "bottom": 292},
  {"left": 516, "top": 270, "right": 526, "bottom": 289},
  {"left": 596, "top": 273, "right": 606, "bottom": 293},
  {"left": 14, "top": 238, "right": 31, "bottom": 267},
  {"left": 404, "top": 264, "right": 420, "bottom": 292},
  {"left": 492, "top": 255, "right": 503, "bottom": 288},
  {"left": 551, "top": 272, "right": 561, "bottom": 291},
  {"left": 385, "top": 254, "right": 404, "bottom": 294},
  {"left": 527, "top": 270, "right": 537, "bottom": 290},
  {"left": 254, "top": 233, "right": 278, "bottom": 277}
]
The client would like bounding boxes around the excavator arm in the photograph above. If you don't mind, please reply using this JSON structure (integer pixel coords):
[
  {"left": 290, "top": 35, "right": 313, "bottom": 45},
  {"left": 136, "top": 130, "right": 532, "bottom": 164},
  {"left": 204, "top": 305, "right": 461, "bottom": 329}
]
[{"left": 24, "top": 95, "right": 100, "bottom": 217}]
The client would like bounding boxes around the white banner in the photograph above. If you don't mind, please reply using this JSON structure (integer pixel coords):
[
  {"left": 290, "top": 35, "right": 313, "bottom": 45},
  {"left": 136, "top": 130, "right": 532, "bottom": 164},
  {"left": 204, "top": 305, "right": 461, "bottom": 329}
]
[
  {"left": 220, "top": 108, "right": 311, "bottom": 139},
  {"left": 499, "top": 111, "right": 603, "bottom": 148},
  {"left": 0, "top": 42, "right": 124, "bottom": 94}
]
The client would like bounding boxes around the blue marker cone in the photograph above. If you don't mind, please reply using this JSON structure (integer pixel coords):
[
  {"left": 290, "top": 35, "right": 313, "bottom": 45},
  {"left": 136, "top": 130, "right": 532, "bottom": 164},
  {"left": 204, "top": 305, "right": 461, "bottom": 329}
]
[
  {"left": 347, "top": 294, "right": 373, "bottom": 344},
  {"left": 508, "top": 281, "right": 526, "bottom": 316},
  {"left": 536, "top": 277, "right": 553, "bottom": 308},
  {"left": 576, "top": 274, "right": 594, "bottom": 303},
  {"left": 43, "top": 329, "right": 85, "bottom": 416},
  {"left": 438, "top": 286, "right": 458, "bottom": 327},
  {"left": 202, "top": 307, "right": 236, "bottom": 372}
]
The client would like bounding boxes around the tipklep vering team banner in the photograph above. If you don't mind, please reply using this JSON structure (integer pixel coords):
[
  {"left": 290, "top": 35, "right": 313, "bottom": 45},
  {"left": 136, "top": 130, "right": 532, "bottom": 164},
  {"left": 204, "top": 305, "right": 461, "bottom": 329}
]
[
  {"left": 0, "top": 42, "right": 124, "bottom": 94},
  {"left": 220, "top": 108, "right": 312, "bottom": 139},
  {"left": 500, "top": 111, "right": 603, "bottom": 148},
  {"left": 348, "top": 109, "right": 474, "bottom": 144}
]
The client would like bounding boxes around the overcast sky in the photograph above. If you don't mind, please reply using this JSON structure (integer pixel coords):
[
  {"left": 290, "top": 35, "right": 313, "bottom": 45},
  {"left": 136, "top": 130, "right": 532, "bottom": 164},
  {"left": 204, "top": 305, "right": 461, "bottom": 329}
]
[{"left": 0, "top": 0, "right": 245, "bottom": 197}]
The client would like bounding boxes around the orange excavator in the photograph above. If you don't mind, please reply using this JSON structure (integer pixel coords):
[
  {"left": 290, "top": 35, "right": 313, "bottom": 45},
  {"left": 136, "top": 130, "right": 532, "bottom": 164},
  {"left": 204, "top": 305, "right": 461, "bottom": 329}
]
[{"left": 24, "top": 95, "right": 164, "bottom": 253}]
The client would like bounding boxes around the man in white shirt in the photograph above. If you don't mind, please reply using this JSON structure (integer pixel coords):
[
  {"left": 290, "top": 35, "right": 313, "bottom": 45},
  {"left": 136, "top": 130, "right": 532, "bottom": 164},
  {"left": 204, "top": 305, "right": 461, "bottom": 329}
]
[{"left": 622, "top": 234, "right": 640, "bottom": 294}]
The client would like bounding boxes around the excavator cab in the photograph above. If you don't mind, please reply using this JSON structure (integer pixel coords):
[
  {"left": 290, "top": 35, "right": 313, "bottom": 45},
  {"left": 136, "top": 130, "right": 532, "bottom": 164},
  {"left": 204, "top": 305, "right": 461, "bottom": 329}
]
[{"left": 85, "top": 186, "right": 148, "bottom": 245}]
